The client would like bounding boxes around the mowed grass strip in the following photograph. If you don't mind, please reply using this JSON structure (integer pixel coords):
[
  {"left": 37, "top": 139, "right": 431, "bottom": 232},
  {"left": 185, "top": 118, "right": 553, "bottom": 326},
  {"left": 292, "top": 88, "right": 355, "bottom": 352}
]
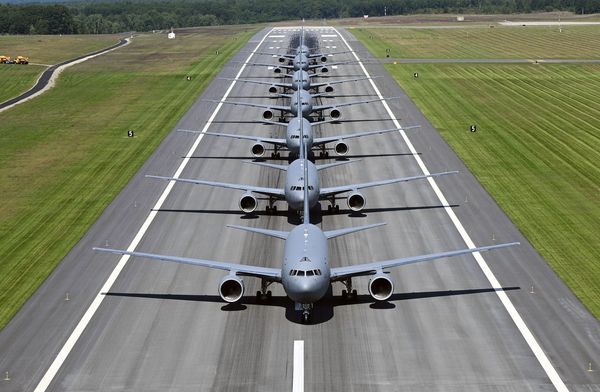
[
  {"left": 0, "top": 26, "right": 258, "bottom": 329},
  {"left": 0, "top": 34, "right": 123, "bottom": 102},
  {"left": 0, "top": 65, "right": 46, "bottom": 103},
  {"left": 386, "top": 63, "right": 600, "bottom": 318},
  {"left": 352, "top": 26, "right": 600, "bottom": 59}
]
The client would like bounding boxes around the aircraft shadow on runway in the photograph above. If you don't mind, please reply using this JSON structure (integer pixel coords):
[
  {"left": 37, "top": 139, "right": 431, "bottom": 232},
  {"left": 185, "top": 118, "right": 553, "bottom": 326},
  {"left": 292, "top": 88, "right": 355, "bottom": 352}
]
[
  {"left": 155, "top": 204, "right": 458, "bottom": 225},
  {"left": 104, "top": 286, "right": 519, "bottom": 325}
]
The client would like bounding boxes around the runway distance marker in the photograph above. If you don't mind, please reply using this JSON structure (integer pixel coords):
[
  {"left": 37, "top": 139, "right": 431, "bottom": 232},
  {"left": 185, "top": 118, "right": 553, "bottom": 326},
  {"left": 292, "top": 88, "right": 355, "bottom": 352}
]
[
  {"left": 31, "top": 27, "right": 276, "bottom": 392},
  {"left": 333, "top": 26, "right": 569, "bottom": 392}
]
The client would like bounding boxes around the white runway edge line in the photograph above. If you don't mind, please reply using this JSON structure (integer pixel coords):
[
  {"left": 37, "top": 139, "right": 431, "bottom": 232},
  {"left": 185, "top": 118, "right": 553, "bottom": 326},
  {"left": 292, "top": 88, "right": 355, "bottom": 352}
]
[
  {"left": 32, "top": 28, "right": 275, "bottom": 392},
  {"left": 331, "top": 27, "right": 569, "bottom": 392},
  {"left": 293, "top": 340, "right": 304, "bottom": 392},
  {"left": 0, "top": 38, "right": 131, "bottom": 114}
]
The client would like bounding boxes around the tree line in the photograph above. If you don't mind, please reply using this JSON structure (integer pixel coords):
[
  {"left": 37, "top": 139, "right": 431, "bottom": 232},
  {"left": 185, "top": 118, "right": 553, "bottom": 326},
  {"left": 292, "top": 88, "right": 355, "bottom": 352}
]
[{"left": 0, "top": 0, "right": 597, "bottom": 35}]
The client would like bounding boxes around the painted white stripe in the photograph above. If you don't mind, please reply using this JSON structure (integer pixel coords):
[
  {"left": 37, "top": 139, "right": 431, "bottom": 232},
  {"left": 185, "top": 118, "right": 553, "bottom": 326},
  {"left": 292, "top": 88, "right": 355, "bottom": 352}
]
[
  {"left": 332, "top": 26, "right": 569, "bottom": 392},
  {"left": 269, "top": 35, "right": 286, "bottom": 38},
  {"left": 292, "top": 340, "right": 304, "bottom": 392},
  {"left": 321, "top": 34, "right": 338, "bottom": 37},
  {"left": 32, "top": 28, "right": 275, "bottom": 392}
]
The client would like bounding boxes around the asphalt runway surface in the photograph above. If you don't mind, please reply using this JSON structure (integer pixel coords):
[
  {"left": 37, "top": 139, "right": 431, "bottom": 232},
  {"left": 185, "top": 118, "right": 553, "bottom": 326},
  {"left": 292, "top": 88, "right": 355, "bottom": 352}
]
[
  {"left": 0, "top": 38, "right": 129, "bottom": 111},
  {"left": 382, "top": 58, "right": 600, "bottom": 63},
  {"left": 0, "top": 27, "right": 599, "bottom": 391}
]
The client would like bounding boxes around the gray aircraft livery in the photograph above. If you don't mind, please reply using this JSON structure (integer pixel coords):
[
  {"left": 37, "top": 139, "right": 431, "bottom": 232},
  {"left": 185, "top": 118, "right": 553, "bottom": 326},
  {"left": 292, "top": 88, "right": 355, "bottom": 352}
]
[{"left": 95, "top": 106, "right": 519, "bottom": 323}]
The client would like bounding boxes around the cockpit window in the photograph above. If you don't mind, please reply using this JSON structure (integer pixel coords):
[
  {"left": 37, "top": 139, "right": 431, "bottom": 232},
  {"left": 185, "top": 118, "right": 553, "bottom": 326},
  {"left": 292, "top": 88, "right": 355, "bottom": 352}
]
[
  {"left": 297, "top": 270, "right": 305, "bottom": 276},
  {"left": 306, "top": 270, "right": 314, "bottom": 276}
]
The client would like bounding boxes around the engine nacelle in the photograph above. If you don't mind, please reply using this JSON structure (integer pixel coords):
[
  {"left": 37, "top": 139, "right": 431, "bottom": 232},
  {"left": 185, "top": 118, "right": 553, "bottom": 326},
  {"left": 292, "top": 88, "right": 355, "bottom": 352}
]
[
  {"left": 368, "top": 274, "right": 393, "bottom": 301},
  {"left": 268, "top": 85, "right": 278, "bottom": 94},
  {"left": 324, "top": 85, "right": 334, "bottom": 93},
  {"left": 239, "top": 192, "right": 258, "bottom": 213},
  {"left": 320, "top": 66, "right": 329, "bottom": 73},
  {"left": 219, "top": 275, "right": 244, "bottom": 303},
  {"left": 273, "top": 67, "right": 282, "bottom": 74},
  {"left": 262, "top": 110, "right": 274, "bottom": 120},
  {"left": 320, "top": 55, "right": 328, "bottom": 62},
  {"left": 334, "top": 141, "right": 348, "bottom": 155},
  {"left": 347, "top": 191, "right": 365, "bottom": 211},
  {"left": 278, "top": 57, "right": 286, "bottom": 63},
  {"left": 251, "top": 142, "right": 265, "bottom": 157},
  {"left": 330, "top": 108, "right": 341, "bottom": 120}
]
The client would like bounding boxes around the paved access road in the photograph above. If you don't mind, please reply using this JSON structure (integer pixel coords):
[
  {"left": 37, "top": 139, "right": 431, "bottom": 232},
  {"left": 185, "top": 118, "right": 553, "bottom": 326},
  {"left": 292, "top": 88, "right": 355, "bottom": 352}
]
[{"left": 0, "top": 27, "right": 598, "bottom": 392}]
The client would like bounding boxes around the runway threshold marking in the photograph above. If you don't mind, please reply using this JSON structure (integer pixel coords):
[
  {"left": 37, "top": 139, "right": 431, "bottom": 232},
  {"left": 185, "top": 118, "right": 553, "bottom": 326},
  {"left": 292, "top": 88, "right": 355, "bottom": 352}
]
[
  {"left": 332, "top": 26, "right": 570, "bottom": 392},
  {"left": 292, "top": 340, "right": 304, "bottom": 392},
  {"left": 31, "top": 27, "right": 275, "bottom": 392}
]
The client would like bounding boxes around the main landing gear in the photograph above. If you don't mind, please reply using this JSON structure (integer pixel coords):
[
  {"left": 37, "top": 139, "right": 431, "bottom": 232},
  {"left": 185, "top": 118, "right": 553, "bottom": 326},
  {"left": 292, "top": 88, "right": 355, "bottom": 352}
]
[
  {"left": 327, "top": 197, "right": 340, "bottom": 213},
  {"left": 341, "top": 278, "right": 358, "bottom": 300},
  {"left": 256, "top": 279, "right": 273, "bottom": 302},
  {"left": 265, "top": 197, "right": 277, "bottom": 214}
]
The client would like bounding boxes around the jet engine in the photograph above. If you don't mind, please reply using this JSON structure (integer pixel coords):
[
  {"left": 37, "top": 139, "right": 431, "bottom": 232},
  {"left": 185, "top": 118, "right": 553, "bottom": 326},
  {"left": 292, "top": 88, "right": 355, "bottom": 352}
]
[
  {"left": 330, "top": 108, "right": 341, "bottom": 120},
  {"left": 239, "top": 192, "right": 258, "bottom": 213},
  {"left": 278, "top": 57, "right": 286, "bottom": 63},
  {"left": 320, "top": 56, "right": 328, "bottom": 62},
  {"left": 347, "top": 191, "right": 365, "bottom": 211},
  {"left": 324, "top": 85, "right": 334, "bottom": 93},
  {"left": 273, "top": 67, "right": 282, "bottom": 74},
  {"left": 268, "top": 85, "right": 278, "bottom": 94},
  {"left": 368, "top": 274, "right": 393, "bottom": 301},
  {"left": 319, "top": 66, "right": 329, "bottom": 73},
  {"left": 334, "top": 141, "right": 348, "bottom": 155},
  {"left": 251, "top": 142, "right": 265, "bottom": 157},
  {"left": 262, "top": 110, "right": 274, "bottom": 120},
  {"left": 219, "top": 275, "right": 244, "bottom": 303}
]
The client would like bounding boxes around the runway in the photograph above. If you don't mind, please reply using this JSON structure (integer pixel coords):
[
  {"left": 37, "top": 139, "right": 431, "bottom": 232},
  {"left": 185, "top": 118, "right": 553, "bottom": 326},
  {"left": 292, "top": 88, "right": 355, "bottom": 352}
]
[{"left": 0, "top": 26, "right": 598, "bottom": 392}]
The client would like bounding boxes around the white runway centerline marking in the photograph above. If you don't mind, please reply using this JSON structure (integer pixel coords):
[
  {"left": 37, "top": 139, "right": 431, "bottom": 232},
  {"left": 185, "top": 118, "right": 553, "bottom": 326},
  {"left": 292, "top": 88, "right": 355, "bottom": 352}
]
[
  {"left": 292, "top": 340, "right": 304, "bottom": 392},
  {"left": 332, "top": 26, "right": 569, "bottom": 392},
  {"left": 31, "top": 27, "right": 275, "bottom": 392}
]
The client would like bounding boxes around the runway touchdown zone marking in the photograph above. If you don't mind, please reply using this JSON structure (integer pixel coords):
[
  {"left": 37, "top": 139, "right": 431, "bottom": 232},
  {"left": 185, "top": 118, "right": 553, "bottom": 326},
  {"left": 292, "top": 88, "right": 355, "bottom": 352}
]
[
  {"left": 31, "top": 27, "right": 275, "bottom": 392},
  {"left": 331, "top": 26, "right": 569, "bottom": 392}
]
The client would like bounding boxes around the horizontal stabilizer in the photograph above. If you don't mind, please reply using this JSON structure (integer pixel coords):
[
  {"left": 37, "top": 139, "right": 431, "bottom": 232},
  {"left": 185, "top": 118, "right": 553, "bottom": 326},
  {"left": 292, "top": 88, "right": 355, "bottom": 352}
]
[
  {"left": 227, "top": 224, "right": 289, "bottom": 240},
  {"left": 324, "top": 222, "right": 386, "bottom": 240}
]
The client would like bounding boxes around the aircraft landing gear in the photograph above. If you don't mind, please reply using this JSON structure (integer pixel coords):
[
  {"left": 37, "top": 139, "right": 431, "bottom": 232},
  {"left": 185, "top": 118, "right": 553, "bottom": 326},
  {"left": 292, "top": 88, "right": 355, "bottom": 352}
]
[
  {"left": 341, "top": 278, "right": 358, "bottom": 300},
  {"left": 256, "top": 279, "right": 273, "bottom": 302},
  {"left": 271, "top": 145, "right": 281, "bottom": 158},
  {"left": 319, "top": 145, "right": 329, "bottom": 158},
  {"left": 265, "top": 198, "right": 277, "bottom": 214},
  {"left": 327, "top": 198, "right": 340, "bottom": 213},
  {"left": 300, "top": 303, "right": 313, "bottom": 324}
]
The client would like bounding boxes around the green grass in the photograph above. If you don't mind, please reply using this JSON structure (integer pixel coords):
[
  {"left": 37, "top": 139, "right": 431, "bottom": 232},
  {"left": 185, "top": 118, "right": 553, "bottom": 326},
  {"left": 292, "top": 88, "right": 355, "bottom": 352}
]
[
  {"left": 0, "top": 34, "right": 123, "bottom": 103},
  {"left": 0, "top": 65, "right": 45, "bottom": 102},
  {"left": 352, "top": 26, "right": 600, "bottom": 59},
  {"left": 386, "top": 63, "right": 600, "bottom": 318},
  {"left": 0, "top": 26, "right": 258, "bottom": 329}
]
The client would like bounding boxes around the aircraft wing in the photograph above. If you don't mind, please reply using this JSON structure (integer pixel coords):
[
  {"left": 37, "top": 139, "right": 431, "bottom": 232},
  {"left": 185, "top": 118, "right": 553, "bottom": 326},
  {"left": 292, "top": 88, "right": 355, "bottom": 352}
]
[
  {"left": 222, "top": 77, "right": 292, "bottom": 89},
  {"left": 206, "top": 99, "right": 290, "bottom": 113},
  {"left": 313, "top": 126, "right": 418, "bottom": 146},
  {"left": 330, "top": 242, "right": 519, "bottom": 280},
  {"left": 146, "top": 175, "right": 285, "bottom": 198},
  {"left": 313, "top": 96, "right": 389, "bottom": 111},
  {"left": 94, "top": 247, "right": 281, "bottom": 280},
  {"left": 319, "top": 171, "right": 458, "bottom": 197},
  {"left": 311, "top": 75, "right": 379, "bottom": 88},
  {"left": 204, "top": 132, "right": 286, "bottom": 147},
  {"left": 307, "top": 60, "right": 357, "bottom": 70},
  {"left": 247, "top": 62, "right": 293, "bottom": 70}
]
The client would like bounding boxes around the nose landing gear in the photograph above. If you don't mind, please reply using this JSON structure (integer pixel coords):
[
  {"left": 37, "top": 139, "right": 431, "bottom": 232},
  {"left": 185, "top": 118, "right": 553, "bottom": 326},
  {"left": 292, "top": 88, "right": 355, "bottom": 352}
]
[{"left": 297, "top": 303, "right": 313, "bottom": 324}]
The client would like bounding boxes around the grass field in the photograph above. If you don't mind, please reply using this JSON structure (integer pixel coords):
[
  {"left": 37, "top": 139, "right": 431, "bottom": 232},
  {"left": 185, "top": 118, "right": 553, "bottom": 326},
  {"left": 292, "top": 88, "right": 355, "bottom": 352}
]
[
  {"left": 0, "top": 34, "right": 123, "bottom": 103},
  {"left": 352, "top": 26, "right": 600, "bottom": 59},
  {"left": 385, "top": 63, "right": 600, "bottom": 318},
  {"left": 0, "top": 26, "right": 258, "bottom": 329},
  {"left": 0, "top": 65, "right": 45, "bottom": 103}
]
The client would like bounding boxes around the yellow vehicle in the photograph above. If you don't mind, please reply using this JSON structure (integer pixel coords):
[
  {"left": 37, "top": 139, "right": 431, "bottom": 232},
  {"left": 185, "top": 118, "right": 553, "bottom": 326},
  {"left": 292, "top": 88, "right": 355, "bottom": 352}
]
[
  {"left": 0, "top": 55, "right": 11, "bottom": 64},
  {"left": 15, "top": 56, "right": 29, "bottom": 65}
]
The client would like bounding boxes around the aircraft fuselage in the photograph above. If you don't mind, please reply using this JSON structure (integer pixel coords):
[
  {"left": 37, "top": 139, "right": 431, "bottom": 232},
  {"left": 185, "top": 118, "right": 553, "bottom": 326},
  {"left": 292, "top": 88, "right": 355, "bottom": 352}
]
[
  {"left": 284, "top": 159, "right": 320, "bottom": 211},
  {"left": 285, "top": 117, "right": 314, "bottom": 155},
  {"left": 289, "top": 89, "right": 314, "bottom": 118},
  {"left": 281, "top": 223, "right": 331, "bottom": 303}
]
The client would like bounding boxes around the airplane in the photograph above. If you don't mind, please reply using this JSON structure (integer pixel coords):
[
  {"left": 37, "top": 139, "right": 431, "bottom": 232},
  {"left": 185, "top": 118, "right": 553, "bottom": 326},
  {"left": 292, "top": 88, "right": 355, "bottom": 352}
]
[
  {"left": 222, "top": 71, "right": 378, "bottom": 93},
  {"left": 252, "top": 49, "right": 353, "bottom": 64},
  {"left": 247, "top": 54, "right": 359, "bottom": 74},
  {"left": 179, "top": 119, "right": 419, "bottom": 159},
  {"left": 207, "top": 88, "right": 392, "bottom": 121},
  {"left": 94, "top": 115, "right": 519, "bottom": 323}
]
